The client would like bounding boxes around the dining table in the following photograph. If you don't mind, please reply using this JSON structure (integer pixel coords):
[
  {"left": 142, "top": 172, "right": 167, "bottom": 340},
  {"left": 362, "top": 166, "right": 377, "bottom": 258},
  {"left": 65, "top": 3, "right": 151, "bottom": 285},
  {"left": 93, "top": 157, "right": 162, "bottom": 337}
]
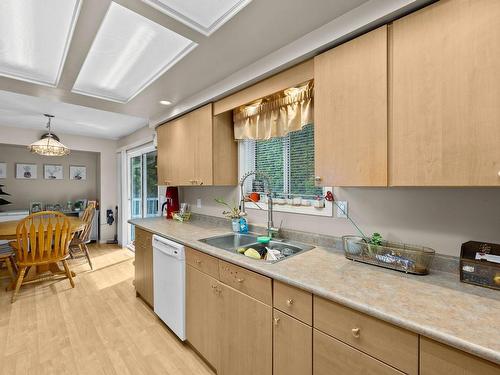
[{"left": 0, "top": 215, "right": 86, "bottom": 286}]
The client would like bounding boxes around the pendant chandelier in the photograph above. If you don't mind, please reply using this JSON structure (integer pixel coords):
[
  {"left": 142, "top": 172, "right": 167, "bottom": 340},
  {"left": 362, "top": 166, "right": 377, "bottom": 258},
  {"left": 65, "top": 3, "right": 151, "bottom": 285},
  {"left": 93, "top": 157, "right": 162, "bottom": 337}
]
[{"left": 28, "top": 114, "right": 70, "bottom": 156}]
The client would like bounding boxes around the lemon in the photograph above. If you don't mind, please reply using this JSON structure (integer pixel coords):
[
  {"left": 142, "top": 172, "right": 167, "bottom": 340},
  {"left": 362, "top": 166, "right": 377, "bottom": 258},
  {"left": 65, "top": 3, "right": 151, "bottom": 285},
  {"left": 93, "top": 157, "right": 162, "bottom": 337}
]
[
  {"left": 237, "top": 247, "right": 246, "bottom": 254},
  {"left": 244, "top": 248, "right": 261, "bottom": 259}
]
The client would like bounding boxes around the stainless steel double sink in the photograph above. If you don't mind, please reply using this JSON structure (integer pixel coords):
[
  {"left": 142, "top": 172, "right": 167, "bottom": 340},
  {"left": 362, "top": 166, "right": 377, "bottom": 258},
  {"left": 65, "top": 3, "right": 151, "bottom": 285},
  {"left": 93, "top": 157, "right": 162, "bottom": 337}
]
[{"left": 199, "top": 233, "right": 314, "bottom": 263}]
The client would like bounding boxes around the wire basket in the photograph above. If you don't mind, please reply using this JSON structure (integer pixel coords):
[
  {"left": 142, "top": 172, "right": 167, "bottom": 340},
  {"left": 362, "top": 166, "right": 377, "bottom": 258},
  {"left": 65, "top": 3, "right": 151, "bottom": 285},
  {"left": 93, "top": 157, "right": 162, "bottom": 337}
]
[
  {"left": 342, "top": 235, "right": 435, "bottom": 275},
  {"left": 172, "top": 211, "right": 191, "bottom": 223}
]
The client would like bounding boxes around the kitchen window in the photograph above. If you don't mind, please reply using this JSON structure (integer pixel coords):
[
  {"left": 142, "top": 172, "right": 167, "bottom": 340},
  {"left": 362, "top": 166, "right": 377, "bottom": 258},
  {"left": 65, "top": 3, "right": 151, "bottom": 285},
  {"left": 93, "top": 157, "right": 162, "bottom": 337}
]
[{"left": 239, "top": 123, "right": 332, "bottom": 216}]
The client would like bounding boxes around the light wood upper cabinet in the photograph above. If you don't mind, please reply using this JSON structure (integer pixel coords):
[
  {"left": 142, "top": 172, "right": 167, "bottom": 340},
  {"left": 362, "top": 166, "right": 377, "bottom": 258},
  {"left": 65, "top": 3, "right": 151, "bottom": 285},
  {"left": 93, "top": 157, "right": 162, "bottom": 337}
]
[
  {"left": 390, "top": 0, "right": 500, "bottom": 186},
  {"left": 186, "top": 265, "right": 219, "bottom": 370},
  {"left": 157, "top": 104, "right": 237, "bottom": 186},
  {"left": 134, "top": 227, "right": 154, "bottom": 307},
  {"left": 217, "top": 282, "right": 272, "bottom": 375},
  {"left": 420, "top": 337, "right": 500, "bottom": 375},
  {"left": 314, "top": 25, "right": 388, "bottom": 187}
]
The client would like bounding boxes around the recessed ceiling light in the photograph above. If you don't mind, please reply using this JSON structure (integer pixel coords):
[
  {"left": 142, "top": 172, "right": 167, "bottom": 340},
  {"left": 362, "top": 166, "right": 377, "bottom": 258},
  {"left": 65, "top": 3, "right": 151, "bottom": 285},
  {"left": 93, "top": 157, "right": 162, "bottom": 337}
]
[
  {"left": 142, "top": 0, "right": 252, "bottom": 36},
  {"left": 72, "top": 3, "right": 197, "bottom": 103},
  {"left": 0, "top": 0, "right": 81, "bottom": 86},
  {"left": 160, "top": 100, "right": 172, "bottom": 105}
]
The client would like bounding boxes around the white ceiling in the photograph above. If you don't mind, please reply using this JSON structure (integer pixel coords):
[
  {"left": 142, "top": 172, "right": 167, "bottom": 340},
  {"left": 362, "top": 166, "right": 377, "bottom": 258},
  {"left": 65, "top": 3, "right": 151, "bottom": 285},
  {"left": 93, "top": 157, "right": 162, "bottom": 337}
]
[
  {"left": 0, "top": 0, "right": 432, "bottom": 139},
  {"left": 0, "top": 90, "right": 146, "bottom": 139}
]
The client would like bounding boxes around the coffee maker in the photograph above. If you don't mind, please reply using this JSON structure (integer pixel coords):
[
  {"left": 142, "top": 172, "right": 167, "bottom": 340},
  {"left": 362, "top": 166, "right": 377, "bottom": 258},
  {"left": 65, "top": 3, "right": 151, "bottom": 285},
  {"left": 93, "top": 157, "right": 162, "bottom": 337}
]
[{"left": 161, "top": 186, "right": 179, "bottom": 219}]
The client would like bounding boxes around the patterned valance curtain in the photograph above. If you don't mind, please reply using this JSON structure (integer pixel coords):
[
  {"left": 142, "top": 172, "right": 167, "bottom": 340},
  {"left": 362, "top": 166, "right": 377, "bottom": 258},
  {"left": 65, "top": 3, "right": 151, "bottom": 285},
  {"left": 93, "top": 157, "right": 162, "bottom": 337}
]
[{"left": 233, "top": 80, "right": 314, "bottom": 140}]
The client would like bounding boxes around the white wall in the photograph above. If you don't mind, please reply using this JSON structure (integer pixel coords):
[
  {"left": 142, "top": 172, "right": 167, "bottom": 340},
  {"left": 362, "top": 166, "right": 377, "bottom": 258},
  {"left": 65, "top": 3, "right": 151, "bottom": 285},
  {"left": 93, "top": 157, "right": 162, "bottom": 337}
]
[
  {"left": 181, "top": 186, "right": 500, "bottom": 257},
  {"left": 0, "top": 124, "right": 117, "bottom": 241}
]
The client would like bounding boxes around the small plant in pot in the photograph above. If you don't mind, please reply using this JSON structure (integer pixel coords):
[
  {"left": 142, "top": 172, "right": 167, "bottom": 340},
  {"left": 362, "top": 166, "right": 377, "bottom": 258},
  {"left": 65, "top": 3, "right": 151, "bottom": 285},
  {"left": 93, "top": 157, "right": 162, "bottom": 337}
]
[{"left": 214, "top": 198, "right": 242, "bottom": 232}]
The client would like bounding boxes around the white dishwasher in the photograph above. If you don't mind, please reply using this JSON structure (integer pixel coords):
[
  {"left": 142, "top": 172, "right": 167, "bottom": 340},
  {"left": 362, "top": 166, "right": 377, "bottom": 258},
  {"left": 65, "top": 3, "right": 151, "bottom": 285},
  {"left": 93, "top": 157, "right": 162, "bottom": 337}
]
[{"left": 152, "top": 235, "right": 186, "bottom": 341}]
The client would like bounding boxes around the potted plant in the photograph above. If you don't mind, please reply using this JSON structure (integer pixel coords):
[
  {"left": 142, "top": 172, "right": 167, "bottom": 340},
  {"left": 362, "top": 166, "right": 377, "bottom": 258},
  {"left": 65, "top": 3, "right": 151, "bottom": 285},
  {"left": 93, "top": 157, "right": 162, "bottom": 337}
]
[{"left": 214, "top": 198, "right": 242, "bottom": 232}]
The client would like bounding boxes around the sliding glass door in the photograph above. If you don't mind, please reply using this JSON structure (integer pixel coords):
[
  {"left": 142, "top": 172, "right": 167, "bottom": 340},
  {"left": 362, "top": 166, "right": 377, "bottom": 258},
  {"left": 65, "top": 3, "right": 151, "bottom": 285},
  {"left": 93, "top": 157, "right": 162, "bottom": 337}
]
[{"left": 127, "top": 145, "right": 158, "bottom": 247}]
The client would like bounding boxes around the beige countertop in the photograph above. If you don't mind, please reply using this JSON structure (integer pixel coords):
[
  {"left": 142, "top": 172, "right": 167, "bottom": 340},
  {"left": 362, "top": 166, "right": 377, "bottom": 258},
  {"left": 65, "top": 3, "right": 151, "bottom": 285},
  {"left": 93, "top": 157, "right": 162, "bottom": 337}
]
[{"left": 130, "top": 217, "right": 500, "bottom": 365}]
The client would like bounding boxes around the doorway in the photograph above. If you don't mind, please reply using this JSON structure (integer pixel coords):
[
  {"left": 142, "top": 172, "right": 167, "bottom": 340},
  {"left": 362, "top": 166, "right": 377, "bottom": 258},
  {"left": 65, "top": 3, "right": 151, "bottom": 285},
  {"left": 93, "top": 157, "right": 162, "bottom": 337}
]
[{"left": 127, "top": 145, "right": 158, "bottom": 247}]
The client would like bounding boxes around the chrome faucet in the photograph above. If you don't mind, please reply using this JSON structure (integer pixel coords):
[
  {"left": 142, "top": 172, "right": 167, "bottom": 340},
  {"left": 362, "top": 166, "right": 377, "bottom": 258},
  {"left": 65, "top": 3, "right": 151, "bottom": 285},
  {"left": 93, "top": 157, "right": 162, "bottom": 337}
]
[{"left": 239, "top": 170, "right": 279, "bottom": 238}]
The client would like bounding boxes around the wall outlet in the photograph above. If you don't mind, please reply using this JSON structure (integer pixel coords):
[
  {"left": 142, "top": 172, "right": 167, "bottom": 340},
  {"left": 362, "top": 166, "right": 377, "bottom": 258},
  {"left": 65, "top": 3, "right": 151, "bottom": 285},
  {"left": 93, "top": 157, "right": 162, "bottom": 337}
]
[
  {"left": 336, "top": 201, "right": 348, "bottom": 218},
  {"left": 196, "top": 198, "right": 202, "bottom": 208}
]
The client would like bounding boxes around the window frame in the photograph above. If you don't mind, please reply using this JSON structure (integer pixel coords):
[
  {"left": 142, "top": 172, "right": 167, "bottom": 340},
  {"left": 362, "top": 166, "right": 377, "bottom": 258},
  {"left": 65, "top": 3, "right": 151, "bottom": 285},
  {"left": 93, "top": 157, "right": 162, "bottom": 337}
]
[{"left": 238, "top": 136, "right": 333, "bottom": 217}]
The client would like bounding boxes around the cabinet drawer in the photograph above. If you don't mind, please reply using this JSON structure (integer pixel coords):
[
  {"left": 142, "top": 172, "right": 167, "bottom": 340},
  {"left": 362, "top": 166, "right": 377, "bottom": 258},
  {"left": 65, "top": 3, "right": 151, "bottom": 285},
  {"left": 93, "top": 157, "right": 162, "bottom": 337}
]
[
  {"left": 274, "top": 281, "right": 312, "bottom": 325},
  {"left": 219, "top": 260, "right": 272, "bottom": 305},
  {"left": 314, "top": 329, "right": 404, "bottom": 375},
  {"left": 420, "top": 337, "right": 500, "bottom": 375},
  {"left": 314, "top": 296, "right": 418, "bottom": 375},
  {"left": 185, "top": 247, "right": 219, "bottom": 279}
]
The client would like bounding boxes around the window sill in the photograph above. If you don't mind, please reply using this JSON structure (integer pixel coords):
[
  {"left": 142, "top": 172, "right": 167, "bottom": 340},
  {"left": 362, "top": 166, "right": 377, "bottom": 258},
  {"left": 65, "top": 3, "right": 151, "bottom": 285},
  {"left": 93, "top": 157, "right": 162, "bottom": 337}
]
[{"left": 245, "top": 199, "right": 333, "bottom": 217}]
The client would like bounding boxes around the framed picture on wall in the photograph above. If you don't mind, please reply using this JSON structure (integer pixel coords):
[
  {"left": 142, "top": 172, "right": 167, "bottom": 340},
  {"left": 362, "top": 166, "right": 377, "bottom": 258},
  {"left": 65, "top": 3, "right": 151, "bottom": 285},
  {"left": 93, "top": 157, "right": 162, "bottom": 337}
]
[
  {"left": 70, "top": 165, "right": 86, "bottom": 180},
  {"left": 16, "top": 163, "right": 37, "bottom": 179},
  {"left": 44, "top": 164, "right": 63, "bottom": 180},
  {"left": 0, "top": 162, "right": 6, "bottom": 178}
]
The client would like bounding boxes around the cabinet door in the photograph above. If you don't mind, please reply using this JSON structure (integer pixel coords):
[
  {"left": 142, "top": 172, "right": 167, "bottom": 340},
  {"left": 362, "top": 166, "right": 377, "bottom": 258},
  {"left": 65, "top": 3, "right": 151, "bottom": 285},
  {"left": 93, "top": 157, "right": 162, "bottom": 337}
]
[
  {"left": 420, "top": 337, "right": 500, "bottom": 375},
  {"left": 314, "top": 25, "right": 387, "bottom": 187},
  {"left": 134, "top": 227, "right": 153, "bottom": 306},
  {"left": 192, "top": 104, "right": 214, "bottom": 186},
  {"left": 314, "top": 330, "right": 404, "bottom": 375},
  {"left": 156, "top": 116, "right": 194, "bottom": 186},
  {"left": 217, "top": 283, "right": 272, "bottom": 375},
  {"left": 186, "top": 265, "right": 219, "bottom": 369},
  {"left": 391, "top": 0, "right": 500, "bottom": 186},
  {"left": 273, "top": 309, "right": 312, "bottom": 375}
]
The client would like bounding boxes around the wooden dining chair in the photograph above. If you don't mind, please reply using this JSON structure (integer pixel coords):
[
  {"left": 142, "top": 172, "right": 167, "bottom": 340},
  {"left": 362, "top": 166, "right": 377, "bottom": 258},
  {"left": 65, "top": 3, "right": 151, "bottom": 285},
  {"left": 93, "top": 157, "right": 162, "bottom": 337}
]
[
  {"left": 10, "top": 211, "right": 74, "bottom": 303},
  {"left": 69, "top": 203, "right": 95, "bottom": 269}
]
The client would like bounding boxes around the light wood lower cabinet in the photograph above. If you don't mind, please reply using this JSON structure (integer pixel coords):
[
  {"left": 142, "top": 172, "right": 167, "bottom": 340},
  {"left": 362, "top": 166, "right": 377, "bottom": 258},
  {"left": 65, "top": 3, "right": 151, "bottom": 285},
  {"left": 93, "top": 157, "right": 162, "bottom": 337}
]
[
  {"left": 420, "top": 337, "right": 500, "bottom": 375},
  {"left": 134, "top": 227, "right": 153, "bottom": 307},
  {"left": 314, "top": 329, "right": 404, "bottom": 375},
  {"left": 217, "top": 282, "right": 272, "bottom": 375},
  {"left": 273, "top": 309, "right": 312, "bottom": 375},
  {"left": 186, "top": 265, "right": 219, "bottom": 370}
]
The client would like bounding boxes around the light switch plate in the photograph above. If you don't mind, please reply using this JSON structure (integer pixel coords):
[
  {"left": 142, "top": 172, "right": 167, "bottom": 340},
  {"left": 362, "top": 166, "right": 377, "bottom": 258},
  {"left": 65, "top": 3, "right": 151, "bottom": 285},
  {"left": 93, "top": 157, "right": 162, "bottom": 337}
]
[{"left": 336, "top": 201, "right": 348, "bottom": 218}]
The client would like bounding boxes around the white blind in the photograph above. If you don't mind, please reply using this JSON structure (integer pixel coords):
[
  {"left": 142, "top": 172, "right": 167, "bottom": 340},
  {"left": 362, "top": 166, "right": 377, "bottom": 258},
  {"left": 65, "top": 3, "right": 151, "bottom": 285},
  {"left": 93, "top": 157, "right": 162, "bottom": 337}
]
[{"left": 240, "top": 124, "right": 322, "bottom": 198}]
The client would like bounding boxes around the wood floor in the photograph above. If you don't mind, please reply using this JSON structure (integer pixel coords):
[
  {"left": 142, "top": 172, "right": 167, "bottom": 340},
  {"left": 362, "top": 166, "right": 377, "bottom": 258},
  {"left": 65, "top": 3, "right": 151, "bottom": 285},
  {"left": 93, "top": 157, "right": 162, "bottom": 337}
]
[{"left": 0, "top": 244, "right": 214, "bottom": 375}]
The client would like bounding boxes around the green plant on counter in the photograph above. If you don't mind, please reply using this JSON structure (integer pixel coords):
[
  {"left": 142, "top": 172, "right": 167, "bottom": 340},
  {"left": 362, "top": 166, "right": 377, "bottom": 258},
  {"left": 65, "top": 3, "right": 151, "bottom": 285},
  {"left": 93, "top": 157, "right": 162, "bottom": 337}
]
[
  {"left": 369, "top": 232, "right": 383, "bottom": 246},
  {"left": 214, "top": 197, "right": 241, "bottom": 219}
]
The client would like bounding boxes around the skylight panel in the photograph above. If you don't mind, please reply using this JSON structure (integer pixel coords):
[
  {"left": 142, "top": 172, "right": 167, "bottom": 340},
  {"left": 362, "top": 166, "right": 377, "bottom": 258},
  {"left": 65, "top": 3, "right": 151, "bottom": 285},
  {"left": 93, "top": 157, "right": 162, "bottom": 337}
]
[
  {"left": 0, "top": 0, "right": 81, "bottom": 86},
  {"left": 142, "top": 0, "right": 252, "bottom": 36},
  {"left": 72, "top": 2, "right": 197, "bottom": 103}
]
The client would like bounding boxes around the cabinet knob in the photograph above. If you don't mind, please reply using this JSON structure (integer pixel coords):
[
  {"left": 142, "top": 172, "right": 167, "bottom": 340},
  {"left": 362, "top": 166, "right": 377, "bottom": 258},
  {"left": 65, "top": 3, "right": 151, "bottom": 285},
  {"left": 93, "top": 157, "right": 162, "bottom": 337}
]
[
  {"left": 195, "top": 259, "right": 202, "bottom": 264},
  {"left": 314, "top": 176, "right": 322, "bottom": 181},
  {"left": 273, "top": 317, "right": 280, "bottom": 326},
  {"left": 351, "top": 328, "right": 360, "bottom": 338},
  {"left": 236, "top": 278, "right": 244, "bottom": 283},
  {"left": 286, "top": 298, "right": 294, "bottom": 306},
  {"left": 497, "top": 171, "right": 500, "bottom": 177}
]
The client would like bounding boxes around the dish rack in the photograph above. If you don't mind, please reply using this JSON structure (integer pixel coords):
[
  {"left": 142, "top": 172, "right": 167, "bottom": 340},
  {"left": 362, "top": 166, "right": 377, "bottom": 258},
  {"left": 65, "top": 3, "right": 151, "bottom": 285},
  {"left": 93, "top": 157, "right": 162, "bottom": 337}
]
[
  {"left": 172, "top": 211, "right": 191, "bottom": 223},
  {"left": 342, "top": 236, "right": 435, "bottom": 275}
]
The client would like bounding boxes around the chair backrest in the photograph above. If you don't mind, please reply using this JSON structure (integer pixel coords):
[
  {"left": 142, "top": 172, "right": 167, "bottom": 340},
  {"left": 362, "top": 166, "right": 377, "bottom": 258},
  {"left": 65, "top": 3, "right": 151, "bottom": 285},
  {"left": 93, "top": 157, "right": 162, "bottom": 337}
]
[
  {"left": 15, "top": 211, "right": 72, "bottom": 264},
  {"left": 78, "top": 203, "right": 95, "bottom": 242}
]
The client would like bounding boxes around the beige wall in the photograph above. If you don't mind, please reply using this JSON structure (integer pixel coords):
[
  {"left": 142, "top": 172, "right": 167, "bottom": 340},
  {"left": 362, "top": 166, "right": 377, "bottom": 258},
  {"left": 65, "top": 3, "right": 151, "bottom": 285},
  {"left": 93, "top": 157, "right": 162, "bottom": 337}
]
[
  {"left": 0, "top": 125, "right": 117, "bottom": 241},
  {"left": 0, "top": 144, "right": 98, "bottom": 210},
  {"left": 116, "top": 125, "right": 155, "bottom": 150},
  {"left": 181, "top": 186, "right": 500, "bottom": 257}
]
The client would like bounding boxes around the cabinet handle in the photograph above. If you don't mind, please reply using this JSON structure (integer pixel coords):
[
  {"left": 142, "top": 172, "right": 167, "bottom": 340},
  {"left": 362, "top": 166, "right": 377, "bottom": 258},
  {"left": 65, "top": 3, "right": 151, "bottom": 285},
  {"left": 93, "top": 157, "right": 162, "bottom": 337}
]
[
  {"left": 351, "top": 328, "right": 360, "bottom": 338},
  {"left": 314, "top": 176, "right": 322, "bottom": 181},
  {"left": 286, "top": 298, "right": 294, "bottom": 306},
  {"left": 236, "top": 278, "right": 244, "bottom": 283},
  {"left": 273, "top": 317, "right": 280, "bottom": 326},
  {"left": 199, "top": 180, "right": 203, "bottom": 185},
  {"left": 195, "top": 259, "right": 202, "bottom": 264}
]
